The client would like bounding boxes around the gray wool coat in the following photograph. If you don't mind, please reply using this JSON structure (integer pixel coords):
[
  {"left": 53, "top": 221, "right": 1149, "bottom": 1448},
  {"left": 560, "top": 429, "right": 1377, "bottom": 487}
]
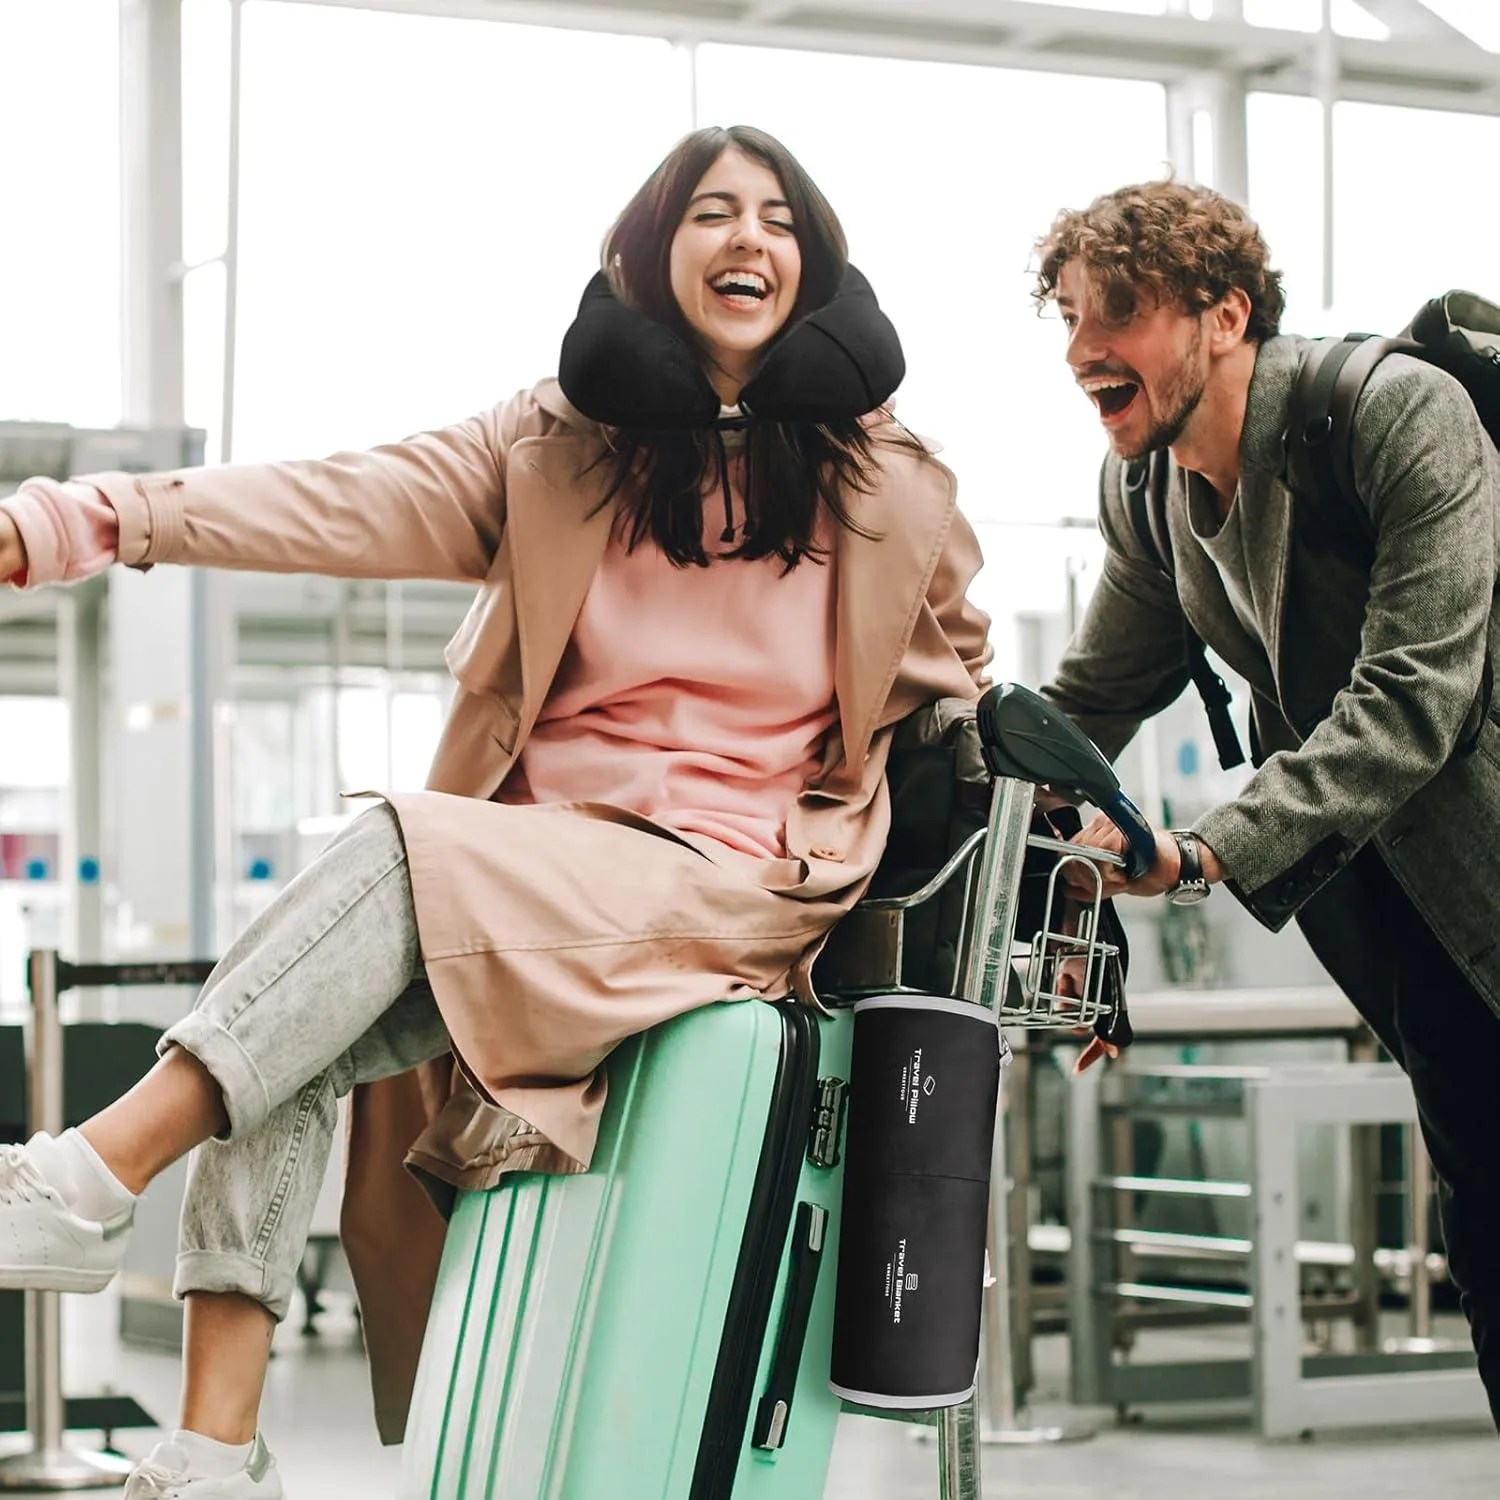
[{"left": 1041, "top": 333, "right": 1500, "bottom": 1013}]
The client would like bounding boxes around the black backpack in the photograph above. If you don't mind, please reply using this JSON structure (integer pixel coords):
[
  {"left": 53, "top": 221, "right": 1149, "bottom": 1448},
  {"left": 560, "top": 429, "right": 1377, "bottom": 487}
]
[{"left": 1125, "top": 289, "right": 1500, "bottom": 770}]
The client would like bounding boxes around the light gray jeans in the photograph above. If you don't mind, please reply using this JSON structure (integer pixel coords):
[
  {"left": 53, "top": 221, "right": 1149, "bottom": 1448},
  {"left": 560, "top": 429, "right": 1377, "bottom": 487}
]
[{"left": 160, "top": 803, "right": 449, "bottom": 1320}]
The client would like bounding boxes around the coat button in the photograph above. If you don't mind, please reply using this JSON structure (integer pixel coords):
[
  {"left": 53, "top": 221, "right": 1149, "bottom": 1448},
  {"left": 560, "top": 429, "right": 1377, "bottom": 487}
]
[{"left": 810, "top": 844, "right": 846, "bottom": 862}]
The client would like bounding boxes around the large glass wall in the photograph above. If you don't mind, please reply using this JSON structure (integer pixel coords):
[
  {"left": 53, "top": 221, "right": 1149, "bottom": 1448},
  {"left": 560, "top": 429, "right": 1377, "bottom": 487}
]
[
  {"left": 0, "top": 1, "right": 119, "bottom": 428},
  {"left": 0, "top": 0, "right": 117, "bottom": 1002},
  {"left": 227, "top": 4, "right": 687, "bottom": 460},
  {"left": 2, "top": 0, "right": 1497, "bottom": 983},
  {"left": 1330, "top": 102, "right": 1499, "bottom": 327}
]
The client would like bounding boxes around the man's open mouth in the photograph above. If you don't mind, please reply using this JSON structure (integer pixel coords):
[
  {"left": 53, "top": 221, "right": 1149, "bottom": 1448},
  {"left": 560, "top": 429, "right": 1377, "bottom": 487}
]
[{"left": 1081, "top": 377, "right": 1140, "bottom": 420}]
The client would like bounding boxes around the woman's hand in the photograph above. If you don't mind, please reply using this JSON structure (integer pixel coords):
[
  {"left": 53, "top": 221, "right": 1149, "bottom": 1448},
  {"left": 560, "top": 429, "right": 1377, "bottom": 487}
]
[
  {"left": 1032, "top": 786, "right": 1077, "bottom": 816},
  {"left": 1053, "top": 951, "right": 1120, "bottom": 1074},
  {"left": 1049, "top": 908, "right": 1128, "bottom": 1076},
  {"left": 1072, "top": 1035, "right": 1118, "bottom": 1074},
  {"left": 1047, "top": 904, "right": 1121, "bottom": 1075},
  {"left": 0, "top": 510, "right": 27, "bottom": 583}
]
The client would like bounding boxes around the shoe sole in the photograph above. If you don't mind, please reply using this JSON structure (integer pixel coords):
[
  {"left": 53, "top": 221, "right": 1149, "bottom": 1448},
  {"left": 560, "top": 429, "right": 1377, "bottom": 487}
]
[{"left": 0, "top": 1265, "right": 116, "bottom": 1293}]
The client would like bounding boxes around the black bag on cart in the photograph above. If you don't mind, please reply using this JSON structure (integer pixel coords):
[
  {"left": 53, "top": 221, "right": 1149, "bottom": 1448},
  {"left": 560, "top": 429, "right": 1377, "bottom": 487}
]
[{"left": 817, "top": 697, "right": 1132, "bottom": 1029}]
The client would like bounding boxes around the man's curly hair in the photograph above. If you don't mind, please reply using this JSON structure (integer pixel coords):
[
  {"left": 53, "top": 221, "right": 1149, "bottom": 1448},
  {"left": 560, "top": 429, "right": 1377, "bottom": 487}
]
[{"left": 1033, "top": 179, "right": 1285, "bottom": 343}]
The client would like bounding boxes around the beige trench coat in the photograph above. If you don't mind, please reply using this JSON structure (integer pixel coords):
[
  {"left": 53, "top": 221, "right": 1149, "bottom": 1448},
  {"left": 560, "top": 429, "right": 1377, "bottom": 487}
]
[{"left": 82, "top": 380, "right": 992, "bottom": 1439}]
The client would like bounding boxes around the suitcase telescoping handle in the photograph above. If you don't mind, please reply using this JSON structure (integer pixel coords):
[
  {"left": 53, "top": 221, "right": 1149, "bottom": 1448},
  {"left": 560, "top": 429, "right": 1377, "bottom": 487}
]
[
  {"left": 750, "top": 1201, "right": 828, "bottom": 1451},
  {"left": 975, "top": 682, "right": 1157, "bottom": 882}
]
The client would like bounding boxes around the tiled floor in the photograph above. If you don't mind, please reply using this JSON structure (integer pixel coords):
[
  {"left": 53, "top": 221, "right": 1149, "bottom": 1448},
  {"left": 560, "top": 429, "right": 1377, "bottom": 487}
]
[{"left": 1, "top": 1287, "right": 1494, "bottom": 1497}]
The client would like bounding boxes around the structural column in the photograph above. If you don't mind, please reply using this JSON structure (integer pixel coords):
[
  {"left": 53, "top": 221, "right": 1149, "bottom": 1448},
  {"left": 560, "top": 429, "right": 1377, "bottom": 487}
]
[
  {"left": 115, "top": 0, "right": 228, "bottom": 967},
  {"left": 113, "top": 0, "right": 230, "bottom": 1348},
  {"left": 1164, "top": 0, "right": 1250, "bottom": 206}
]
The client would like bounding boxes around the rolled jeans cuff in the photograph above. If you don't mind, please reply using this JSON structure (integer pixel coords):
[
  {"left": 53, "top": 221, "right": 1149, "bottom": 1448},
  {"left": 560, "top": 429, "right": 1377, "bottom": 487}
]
[
  {"left": 173, "top": 1248, "right": 294, "bottom": 1323},
  {"left": 159, "top": 1011, "right": 274, "bottom": 1139}
]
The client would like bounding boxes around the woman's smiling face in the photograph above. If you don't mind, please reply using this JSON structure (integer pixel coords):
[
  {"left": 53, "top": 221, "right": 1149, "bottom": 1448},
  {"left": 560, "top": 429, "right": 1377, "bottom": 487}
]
[{"left": 668, "top": 146, "right": 803, "bottom": 402}]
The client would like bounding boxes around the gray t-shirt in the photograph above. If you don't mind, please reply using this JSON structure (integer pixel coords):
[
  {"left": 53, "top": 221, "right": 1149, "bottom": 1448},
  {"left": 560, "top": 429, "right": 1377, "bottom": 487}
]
[{"left": 1185, "top": 472, "right": 1262, "bottom": 643}]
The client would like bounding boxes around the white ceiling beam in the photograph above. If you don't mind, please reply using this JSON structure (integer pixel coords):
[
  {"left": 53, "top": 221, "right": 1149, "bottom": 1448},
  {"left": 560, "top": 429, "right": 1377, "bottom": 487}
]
[
  {"left": 740, "top": 1, "right": 799, "bottom": 20},
  {"left": 279, "top": 0, "right": 1500, "bottom": 115}
]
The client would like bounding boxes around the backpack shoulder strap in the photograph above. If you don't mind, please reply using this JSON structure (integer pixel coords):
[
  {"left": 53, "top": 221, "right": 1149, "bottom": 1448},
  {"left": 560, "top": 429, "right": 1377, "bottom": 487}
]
[
  {"left": 1288, "top": 334, "right": 1416, "bottom": 555},
  {"left": 1288, "top": 330, "right": 1496, "bottom": 754},
  {"left": 1122, "top": 451, "right": 1172, "bottom": 576}
]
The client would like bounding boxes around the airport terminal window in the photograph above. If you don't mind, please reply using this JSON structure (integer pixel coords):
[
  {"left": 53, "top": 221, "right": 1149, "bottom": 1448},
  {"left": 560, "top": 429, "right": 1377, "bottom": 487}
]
[
  {"left": 0, "top": 1, "right": 119, "bottom": 429},
  {"left": 1246, "top": 92, "right": 1324, "bottom": 333},
  {"left": 1249, "top": 92, "right": 1499, "bottom": 336},
  {"left": 1331, "top": 102, "right": 1500, "bottom": 327},
  {"left": 1243, "top": 0, "right": 1387, "bottom": 37},
  {"left": 0, "top": 697, "right": 68, "bottom": 1014},
  {"left": 218, "top": 5, "right": 685, "bottom": 462},
  {"left": 1416, "top": 0, "right": 1500, "bottom": 47},
  {"left": 1246, "top": 0, "right": 1498, "bottom": 46},
  {"left": 336, "top": 684, "right": 445, "bottom": 797}
]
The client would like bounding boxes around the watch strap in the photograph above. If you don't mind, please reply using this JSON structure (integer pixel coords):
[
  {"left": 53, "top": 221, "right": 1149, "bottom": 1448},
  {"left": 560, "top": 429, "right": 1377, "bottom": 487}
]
[{"left": 1171, "top": 830, "right": 1204, "bottom": 889}]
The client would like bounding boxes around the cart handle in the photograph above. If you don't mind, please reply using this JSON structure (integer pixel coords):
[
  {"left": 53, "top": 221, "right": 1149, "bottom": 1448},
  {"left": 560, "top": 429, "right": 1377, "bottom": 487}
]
[{"left": 975, "top": 682, "right": 1157, "bottom": 882}]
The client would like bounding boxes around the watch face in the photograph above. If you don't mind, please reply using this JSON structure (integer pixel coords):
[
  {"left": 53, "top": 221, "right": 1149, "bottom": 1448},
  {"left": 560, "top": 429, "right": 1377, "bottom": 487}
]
[{"left": 1168, "top": 882, "right": 1210, "bottom": 907}]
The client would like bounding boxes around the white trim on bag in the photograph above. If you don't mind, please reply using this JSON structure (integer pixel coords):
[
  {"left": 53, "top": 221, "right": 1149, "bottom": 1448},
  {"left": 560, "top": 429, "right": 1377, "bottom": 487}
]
[
  {"left": 827, "top": 1380, "right": 978, "bottom": 1411},
  {"left": 851, "top": 994, "right": 997, "bottom": 1026}
]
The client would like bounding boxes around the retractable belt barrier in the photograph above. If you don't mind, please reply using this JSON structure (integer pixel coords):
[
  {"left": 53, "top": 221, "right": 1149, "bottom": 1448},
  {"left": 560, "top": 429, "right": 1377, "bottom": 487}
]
[{"left": 0, "top": 951, "right": 215, "bottom": 1494}]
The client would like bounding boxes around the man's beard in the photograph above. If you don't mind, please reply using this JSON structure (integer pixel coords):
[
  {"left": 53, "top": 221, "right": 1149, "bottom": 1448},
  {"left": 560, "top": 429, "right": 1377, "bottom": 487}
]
[{"left": 1116, "top": 332, "right": 1206, "bottom": 460}]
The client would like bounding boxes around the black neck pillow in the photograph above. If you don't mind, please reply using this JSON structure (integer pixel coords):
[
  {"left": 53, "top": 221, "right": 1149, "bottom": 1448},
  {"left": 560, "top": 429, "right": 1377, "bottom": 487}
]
[{"left": 557, "top": 263, "right": 906, "bottom": 431}]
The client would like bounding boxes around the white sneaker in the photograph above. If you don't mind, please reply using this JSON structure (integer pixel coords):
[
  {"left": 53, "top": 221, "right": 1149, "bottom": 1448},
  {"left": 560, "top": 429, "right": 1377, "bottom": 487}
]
[
  {"left": 0, "top": 1140, "right": 133, "bottom": 1292},
  {"left": 124, "top": 1435, "right": 283, "bottom": 1499}
]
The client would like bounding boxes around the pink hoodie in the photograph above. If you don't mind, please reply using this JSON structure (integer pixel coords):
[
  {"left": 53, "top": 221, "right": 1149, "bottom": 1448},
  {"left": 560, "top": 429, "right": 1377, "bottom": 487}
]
[{"left": 1, "top": 479, "right": 119, "bottom": 588}]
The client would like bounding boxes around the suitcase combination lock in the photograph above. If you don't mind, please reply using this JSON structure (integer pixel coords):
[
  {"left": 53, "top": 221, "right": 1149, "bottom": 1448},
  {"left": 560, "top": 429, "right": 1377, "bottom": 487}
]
[{"left": 807, "top": 1077, "right": 848, "bottom": 1168}]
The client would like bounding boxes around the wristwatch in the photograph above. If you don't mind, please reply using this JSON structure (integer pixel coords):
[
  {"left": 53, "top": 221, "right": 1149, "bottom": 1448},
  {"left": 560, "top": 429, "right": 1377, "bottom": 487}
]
[{"left": 1166, "top": 830, "right": 1211, "bottom": 906}]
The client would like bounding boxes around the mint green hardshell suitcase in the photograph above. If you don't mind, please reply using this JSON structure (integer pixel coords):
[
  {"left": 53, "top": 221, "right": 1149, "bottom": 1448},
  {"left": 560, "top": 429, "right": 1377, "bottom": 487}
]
[{"left": 400, "top": 998, "right": 852, "bottom": 1500}]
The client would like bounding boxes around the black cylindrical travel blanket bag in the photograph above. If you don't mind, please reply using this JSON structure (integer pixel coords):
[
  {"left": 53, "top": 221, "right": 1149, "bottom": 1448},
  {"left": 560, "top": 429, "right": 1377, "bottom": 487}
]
[{"left": 829, "top": 995, "right": 1003, "bottom": 1409}]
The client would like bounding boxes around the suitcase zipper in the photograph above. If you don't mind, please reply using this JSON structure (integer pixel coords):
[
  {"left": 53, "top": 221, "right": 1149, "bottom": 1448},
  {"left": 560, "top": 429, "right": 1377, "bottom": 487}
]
[{"left": 689, "top": 1000, "right": 821, "bottom": 1500}]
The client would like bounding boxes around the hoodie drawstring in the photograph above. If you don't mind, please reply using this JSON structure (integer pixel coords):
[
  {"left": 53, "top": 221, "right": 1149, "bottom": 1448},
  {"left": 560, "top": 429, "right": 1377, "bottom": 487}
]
[
  {"left": 712, "top": 414, "right": 752, "bottom": 546},
  {"left": 712, "top": 428, "right": 735, "bottom": 544}
]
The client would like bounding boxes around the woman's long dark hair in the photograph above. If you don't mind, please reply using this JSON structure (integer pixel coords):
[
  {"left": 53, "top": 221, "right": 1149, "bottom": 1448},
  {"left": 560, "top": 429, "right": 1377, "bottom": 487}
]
[{"left": 598, "top": 125, "right": 901, "bottom": 569}]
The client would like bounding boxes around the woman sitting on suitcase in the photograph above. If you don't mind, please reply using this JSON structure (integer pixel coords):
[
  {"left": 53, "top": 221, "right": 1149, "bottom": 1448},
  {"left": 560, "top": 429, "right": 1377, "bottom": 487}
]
[{"left": 0, "top": 124, "right": 990, "bottom": 1498}]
